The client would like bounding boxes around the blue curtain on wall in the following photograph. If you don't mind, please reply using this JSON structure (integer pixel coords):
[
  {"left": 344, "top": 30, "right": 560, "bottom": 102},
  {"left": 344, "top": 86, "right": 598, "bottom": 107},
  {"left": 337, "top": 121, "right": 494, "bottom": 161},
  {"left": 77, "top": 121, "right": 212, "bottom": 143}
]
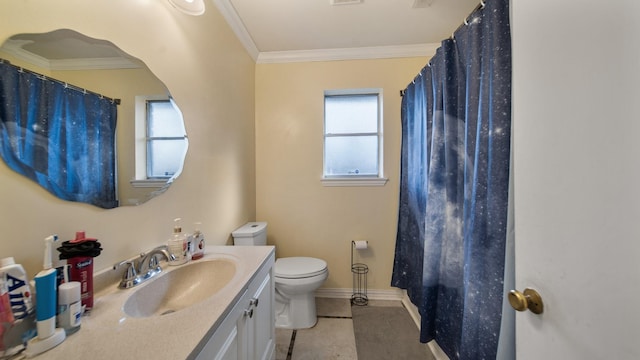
[
  {"left": 0, "top": 61, "right": 118, "bottom": 209},
  {"left": 391, "top": 0, "right": 511, "bottom": 358}
]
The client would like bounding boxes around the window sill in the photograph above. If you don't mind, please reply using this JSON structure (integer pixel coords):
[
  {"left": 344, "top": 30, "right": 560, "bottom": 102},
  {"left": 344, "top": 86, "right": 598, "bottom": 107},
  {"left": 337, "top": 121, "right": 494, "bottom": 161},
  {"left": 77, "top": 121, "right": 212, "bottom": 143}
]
[
  {"left": 130, "top": 179, "right": 170, "bottom": 188},
  {"left": 321, "top": 177, "right": 388, "bottom": 187}
]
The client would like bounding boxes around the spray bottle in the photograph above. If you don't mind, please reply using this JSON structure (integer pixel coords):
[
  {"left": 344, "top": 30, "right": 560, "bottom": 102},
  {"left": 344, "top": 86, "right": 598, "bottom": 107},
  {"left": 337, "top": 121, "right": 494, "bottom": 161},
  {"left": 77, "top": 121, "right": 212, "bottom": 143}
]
[
  {"left": 24, "top": 235, "right": 65, "bottom": 357},
  {"left": 0, "top": 273, "right": 15, "bottom": 354},
  {"left": 0, "top": 257, "right": 36, "bottom": 355}
]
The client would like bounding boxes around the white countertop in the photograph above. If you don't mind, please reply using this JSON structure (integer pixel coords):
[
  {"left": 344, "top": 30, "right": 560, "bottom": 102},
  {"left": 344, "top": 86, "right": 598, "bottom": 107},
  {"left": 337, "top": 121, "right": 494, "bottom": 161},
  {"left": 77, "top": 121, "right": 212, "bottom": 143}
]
[{"left": 37, "top": 245, "right": 275, "bottom": 360}]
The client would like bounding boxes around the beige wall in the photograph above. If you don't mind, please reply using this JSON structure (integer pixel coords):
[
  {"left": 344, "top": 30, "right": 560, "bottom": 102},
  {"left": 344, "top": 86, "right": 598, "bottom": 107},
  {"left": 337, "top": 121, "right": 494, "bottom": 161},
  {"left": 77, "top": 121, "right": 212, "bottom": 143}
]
[
  {"left": 255, "top": 58, "right": 428, "bottom": 290},
  {"left": 0, "top": 0, "right": 256, "bottom": 276},
  {"left": 0, "top": 1, "right": 433, "bottom": 293}
]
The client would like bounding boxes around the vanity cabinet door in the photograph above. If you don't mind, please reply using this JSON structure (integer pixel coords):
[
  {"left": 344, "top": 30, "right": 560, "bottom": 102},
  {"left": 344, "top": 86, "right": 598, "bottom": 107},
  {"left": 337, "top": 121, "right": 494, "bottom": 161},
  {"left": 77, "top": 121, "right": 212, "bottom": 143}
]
[
  {"left": 246, "top": 267, "right": 275, "bottom": 360},
  {"left": 227, "top": 260, "right": 274, "bottom": 360},
  {"left": 194, "top": 251, "right": 274, "bottom": 360},
  {"left": 196, "top": 290, "right": 247, "bottom": 360}
]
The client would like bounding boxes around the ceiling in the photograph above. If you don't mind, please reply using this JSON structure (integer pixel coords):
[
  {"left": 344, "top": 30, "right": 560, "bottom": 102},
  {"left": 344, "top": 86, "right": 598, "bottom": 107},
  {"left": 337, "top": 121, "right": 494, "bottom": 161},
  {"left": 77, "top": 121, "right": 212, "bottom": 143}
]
[
  {"left": 0, "top": 29, "right": 143, "bottom": 70},
  {"left": 0, "top": 0, "right": 481, "bottom": 67},
  {"left": 214, "top": 0, "right": 481, "bottom": 62}
]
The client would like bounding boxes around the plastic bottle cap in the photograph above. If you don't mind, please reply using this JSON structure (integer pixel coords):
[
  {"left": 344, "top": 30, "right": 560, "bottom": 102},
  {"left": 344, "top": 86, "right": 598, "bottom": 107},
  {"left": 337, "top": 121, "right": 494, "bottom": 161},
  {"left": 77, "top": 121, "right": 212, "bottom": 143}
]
[
  {"left": 58, "top": 282, "right": 81, "bottom": 305},
  {"left": 0, "top": 257, "right": 15, "bottom": 267}
]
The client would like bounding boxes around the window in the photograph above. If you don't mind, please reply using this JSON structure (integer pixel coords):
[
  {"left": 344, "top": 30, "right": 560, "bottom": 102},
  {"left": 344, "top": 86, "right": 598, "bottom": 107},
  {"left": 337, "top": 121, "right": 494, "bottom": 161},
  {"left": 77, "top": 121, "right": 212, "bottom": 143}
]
[
  {"left": 322, "top": 89, "right": 387, "bottom": 186},
  {"left": 132, "top": 95, "right": 188, "bottom": 187},
  {"left": 145, "top": 99, "right": 187, "bottom": 178}
]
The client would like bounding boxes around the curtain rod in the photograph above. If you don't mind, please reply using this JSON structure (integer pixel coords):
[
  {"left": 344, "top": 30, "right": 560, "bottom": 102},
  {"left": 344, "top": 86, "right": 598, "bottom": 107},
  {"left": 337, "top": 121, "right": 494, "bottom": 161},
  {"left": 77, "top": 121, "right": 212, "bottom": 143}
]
[
  {"left": 400, "top": 0, "right": 486, "bottom": 97},
  {"left": 0, "top": 58, "right": 121, "bottom": 105},
  {"left": 451, "top": 0, "right": 485, "bottom": 39}
]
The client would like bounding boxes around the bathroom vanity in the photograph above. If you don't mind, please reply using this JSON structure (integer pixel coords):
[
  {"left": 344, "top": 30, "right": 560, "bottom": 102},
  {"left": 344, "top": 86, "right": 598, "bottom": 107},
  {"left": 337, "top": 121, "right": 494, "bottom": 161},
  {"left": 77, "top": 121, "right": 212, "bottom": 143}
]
[
  {"left": 38, "top": 246, "right": 275, "bottom": 360},
  {"left": 195, "top": 250, "right": 274, "bottom": 359}
]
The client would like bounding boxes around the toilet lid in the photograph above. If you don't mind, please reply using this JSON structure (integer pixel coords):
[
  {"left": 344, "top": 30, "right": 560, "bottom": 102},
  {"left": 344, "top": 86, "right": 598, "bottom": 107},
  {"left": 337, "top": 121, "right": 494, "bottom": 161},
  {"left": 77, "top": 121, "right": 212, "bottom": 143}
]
[{"left": 275, "top": 257, "right": 327, "bottom": 279}]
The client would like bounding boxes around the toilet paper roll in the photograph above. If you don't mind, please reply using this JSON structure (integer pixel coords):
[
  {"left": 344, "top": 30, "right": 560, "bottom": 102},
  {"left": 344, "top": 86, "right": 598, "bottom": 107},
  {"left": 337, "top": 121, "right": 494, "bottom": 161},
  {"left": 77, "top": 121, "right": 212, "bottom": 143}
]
[{"left": 354, "top": 241, "right": 368, "bottom": 250}]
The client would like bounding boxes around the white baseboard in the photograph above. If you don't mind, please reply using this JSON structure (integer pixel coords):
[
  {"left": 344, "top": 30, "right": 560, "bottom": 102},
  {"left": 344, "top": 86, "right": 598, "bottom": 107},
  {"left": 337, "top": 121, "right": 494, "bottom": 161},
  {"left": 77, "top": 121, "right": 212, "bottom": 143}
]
[
  {"left": 400, "top": 291, "right": 450, "bottom": 360},
  {"left": 427, "top": 341, "right": 450, "bottom": 360},
  {"left": 315, "top": 288, "right": 404, "bottom": 301},
  {"left": 401, "top": 291, "right": 421, "bottom": 328}
]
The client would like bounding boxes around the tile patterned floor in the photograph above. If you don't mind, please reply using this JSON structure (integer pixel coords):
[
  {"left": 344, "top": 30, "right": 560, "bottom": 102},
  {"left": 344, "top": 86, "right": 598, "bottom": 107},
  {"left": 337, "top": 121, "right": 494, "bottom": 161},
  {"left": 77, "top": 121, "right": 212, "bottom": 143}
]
[{"left": 275, "top": 298, "right": 404, "bottom": 360}]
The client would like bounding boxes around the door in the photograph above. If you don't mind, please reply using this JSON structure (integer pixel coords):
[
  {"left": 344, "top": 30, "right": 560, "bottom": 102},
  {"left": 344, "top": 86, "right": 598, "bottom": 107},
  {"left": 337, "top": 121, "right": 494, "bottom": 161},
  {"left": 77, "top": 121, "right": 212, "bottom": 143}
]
[{"left": 512, "top": 0, "right": 640, "bottom": 359}]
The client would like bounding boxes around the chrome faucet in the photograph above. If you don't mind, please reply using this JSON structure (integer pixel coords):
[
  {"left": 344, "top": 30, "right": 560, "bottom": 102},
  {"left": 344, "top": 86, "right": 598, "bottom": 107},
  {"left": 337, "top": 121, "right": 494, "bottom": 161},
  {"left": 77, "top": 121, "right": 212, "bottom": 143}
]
[
  {"left": 113, "top": 245, "right": 175, "bottom": 289},
  {"left": 138, "top": 245, "right": 174, "bottom": 276}
]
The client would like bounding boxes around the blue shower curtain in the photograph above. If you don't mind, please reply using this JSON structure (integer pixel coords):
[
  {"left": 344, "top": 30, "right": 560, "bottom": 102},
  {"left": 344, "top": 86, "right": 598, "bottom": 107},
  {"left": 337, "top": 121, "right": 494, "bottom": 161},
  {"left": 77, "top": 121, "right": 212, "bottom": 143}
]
[
  {"left": 391, "top": 0, "right": 511, "bottom": 359},
  {"left": 0, "top": 61, "right": 118, "bottom": 209}
]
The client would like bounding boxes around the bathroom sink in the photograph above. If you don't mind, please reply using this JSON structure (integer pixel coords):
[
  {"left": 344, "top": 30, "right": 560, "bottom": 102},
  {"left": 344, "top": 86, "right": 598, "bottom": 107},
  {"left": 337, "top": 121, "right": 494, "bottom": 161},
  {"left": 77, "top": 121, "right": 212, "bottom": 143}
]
[{"left": 123, "top": 258, "right": 237, "bottom": 318}]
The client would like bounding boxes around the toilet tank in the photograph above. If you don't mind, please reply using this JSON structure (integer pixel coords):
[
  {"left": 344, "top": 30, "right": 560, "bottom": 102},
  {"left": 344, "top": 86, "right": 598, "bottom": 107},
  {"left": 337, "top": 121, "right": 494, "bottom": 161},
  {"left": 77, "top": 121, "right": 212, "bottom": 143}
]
[{"left": 231, "top": 222, "right": 267, "bottom": 245}]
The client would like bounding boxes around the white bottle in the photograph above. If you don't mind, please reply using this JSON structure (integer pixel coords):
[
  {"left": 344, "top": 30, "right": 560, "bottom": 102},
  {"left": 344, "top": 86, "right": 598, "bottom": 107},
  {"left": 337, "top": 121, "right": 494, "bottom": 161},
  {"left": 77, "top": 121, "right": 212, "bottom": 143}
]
[
  {"left": 167, "top": 218, "right": 188, "bottom": 266},
  {"left": 57, "top": 282, "right": 81, "bottom": 335},
  {"left": 191, "top": 223, "right": 205, "bottom": 260},
  {"left": 0, "top": 257, "right": 33, "bottom": 320}
]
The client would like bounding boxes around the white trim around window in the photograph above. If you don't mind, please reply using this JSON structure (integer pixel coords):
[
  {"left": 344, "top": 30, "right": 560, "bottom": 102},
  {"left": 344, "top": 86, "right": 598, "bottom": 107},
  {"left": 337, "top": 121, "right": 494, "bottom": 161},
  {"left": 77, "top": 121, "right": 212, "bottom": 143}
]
[
  {"left": 322, "top": 88, "right": 386, "bottom": 187},
  {"left": 321, "top": 177, "right": 388, "bottom": 187}
]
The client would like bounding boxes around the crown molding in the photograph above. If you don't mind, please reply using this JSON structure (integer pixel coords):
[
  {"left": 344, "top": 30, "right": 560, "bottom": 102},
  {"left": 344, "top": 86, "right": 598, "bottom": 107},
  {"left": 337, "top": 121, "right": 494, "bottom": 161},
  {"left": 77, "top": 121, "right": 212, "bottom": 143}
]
[
  {"left": 211, "top": 0, "right": 259, "bottom": 60},
  {"left": 257, "top": 43, "right": 439, "bottom": 64},
  {"left": 0, "top": 39, "right": 141, "bottom": 71},
  {"left": 48, "top": 57, "right": 141, "bottom": 71},
  {"left": 0, "top": 39, "right": 51, "bottom": 69},
  {"left": 212, "top": 0, "right": 438, "bottom": 64}
]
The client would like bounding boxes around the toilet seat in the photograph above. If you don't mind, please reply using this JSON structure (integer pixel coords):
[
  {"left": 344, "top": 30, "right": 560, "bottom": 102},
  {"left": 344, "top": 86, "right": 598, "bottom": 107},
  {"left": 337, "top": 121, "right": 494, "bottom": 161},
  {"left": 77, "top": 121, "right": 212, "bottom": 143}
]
[{"left": 275, "top": 257, "right": 327, "bottom": 279}]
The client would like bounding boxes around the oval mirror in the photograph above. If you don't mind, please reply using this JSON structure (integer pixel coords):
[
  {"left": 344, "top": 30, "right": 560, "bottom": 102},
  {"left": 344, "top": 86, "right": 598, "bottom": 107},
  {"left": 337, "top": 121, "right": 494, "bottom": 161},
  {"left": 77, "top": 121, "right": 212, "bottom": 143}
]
[{"left": 0, "top": 29, "right": 188, "bottom": 208}]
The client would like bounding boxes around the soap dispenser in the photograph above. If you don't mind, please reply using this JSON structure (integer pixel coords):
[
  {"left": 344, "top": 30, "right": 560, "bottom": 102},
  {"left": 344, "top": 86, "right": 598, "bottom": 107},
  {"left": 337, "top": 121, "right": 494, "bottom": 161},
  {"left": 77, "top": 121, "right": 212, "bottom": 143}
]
[
  {"left": 191, "top": 222, "right": 205, "bottom": 261},
  {"left": 167, "top": 218, "right": 188, "bottom": 266}
]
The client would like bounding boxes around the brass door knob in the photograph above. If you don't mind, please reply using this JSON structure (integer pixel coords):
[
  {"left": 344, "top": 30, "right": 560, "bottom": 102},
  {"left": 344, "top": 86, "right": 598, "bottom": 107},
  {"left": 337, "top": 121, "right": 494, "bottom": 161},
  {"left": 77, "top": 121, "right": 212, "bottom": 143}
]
[{"left": 508, "top": 288, "right": 544, "bottom": 314}]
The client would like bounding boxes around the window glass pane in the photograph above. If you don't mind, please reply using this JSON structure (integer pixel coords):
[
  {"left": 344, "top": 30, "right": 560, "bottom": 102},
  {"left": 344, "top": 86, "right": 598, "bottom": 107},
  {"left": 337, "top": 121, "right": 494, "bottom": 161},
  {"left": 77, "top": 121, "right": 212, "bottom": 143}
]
[
  {"left": 325, "top": 95, "right": 378, "bottom": 134},
  {"left": 148, "top": 101, "right": 185, "bottom": 137},
  {"left": 148, "top": 139, "right": 187, "bottom": 178},
  {"left": 324, "top": 136, "right": 378, "bottom": 176}
]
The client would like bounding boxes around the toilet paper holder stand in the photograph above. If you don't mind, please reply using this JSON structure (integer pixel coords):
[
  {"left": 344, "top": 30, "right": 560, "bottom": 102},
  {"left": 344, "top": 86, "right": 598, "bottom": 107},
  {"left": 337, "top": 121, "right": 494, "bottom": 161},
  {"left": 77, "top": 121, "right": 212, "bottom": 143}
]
[{"left": 351, "top": 240, "right": 369, "bottom": 306}]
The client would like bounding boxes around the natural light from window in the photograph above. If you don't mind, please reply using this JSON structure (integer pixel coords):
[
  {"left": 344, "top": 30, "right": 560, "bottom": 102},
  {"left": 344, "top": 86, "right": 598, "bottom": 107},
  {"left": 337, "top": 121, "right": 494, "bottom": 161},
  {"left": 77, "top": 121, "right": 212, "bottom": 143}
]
[
  {"left": 323, "top": 89, "right": 387, "bottom": 187},
  {"left": 146, "top": 100, "right": 188, "bottom": 179},
  {"left": 133, "top": 95, "right": 188, "bottom": 188}
]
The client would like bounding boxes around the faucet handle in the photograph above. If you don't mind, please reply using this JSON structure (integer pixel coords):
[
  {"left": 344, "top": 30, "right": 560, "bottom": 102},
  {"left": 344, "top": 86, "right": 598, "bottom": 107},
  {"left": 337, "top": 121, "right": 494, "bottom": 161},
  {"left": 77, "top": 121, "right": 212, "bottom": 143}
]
[
  {"left": 113, "top": 260, "right": 137, "bottom": 281},
  {"left": 148, "top": 255, "right": 161, "bottom": 270},
  {"left": 113, "top": 259, "right": 136, "bottom": 272}
]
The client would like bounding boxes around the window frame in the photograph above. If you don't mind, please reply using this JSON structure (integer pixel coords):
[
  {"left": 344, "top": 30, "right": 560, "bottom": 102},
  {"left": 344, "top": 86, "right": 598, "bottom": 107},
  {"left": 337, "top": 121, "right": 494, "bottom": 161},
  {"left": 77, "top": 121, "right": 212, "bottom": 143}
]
[
  {"left": 132, "top": 95, "right": 187, "bottom": 188},
  {"left": 145, "top": 99, "right": 187, "bottom": 179},
  {"left": 321, "top": 88, "right": 388, "bottom": 187}
]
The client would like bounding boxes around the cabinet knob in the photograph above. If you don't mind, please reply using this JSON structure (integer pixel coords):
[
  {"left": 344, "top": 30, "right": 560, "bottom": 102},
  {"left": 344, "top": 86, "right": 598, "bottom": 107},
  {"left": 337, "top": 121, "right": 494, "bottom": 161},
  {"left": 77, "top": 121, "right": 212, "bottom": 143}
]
[
  {"left": 244, "top": 308, "right": 254, "bottom": 318},
  {"left": 250, "top": 298, "right": 259, "bottom": 307}
]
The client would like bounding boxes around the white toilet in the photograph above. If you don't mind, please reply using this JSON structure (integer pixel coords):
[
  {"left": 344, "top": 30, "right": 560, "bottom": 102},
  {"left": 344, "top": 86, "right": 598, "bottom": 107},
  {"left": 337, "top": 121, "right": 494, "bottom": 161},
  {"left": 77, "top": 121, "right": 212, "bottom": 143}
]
[{"left": 232, "top": 222, "right": 328, "bottom": 329}]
